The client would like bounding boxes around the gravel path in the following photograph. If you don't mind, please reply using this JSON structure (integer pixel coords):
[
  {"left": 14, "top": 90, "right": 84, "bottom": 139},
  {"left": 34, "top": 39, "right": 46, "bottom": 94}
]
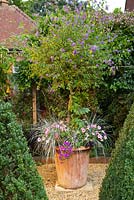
[{"left": 37, "top": 163, "right": 108, "bottom": 200}]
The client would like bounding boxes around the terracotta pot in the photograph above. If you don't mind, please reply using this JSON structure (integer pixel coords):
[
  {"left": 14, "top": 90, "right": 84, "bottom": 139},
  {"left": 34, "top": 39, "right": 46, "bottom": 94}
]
[{"left": 55, "top": 146, "right": 90, "bottom": 189}]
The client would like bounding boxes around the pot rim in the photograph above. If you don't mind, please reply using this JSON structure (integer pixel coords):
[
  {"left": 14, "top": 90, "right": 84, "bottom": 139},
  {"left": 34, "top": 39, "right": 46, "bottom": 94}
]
[{"left": 55, "top": 146, "right": 91, "bottom": 152}]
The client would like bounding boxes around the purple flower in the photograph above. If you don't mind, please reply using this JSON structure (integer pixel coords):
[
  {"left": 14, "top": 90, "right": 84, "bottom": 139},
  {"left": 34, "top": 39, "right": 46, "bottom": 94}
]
[
  {"left": 75, "top": 8, "right": 80, "bottom": 14},
  {"left": 81, "top": 13, "right": 87, "bottom": 21},
  {"left": 104, "top": 59, "right": 114, "bottom": 66},
  {"left": 100, "top": 41, "right": 104, "bottom": 44},
  {"left": 111, "top": 66, "right": 116, "bottom": 75},
  {"left": 63, "top": 5, "right": 70, "bottom": 13},
  {"left": 68, "top": 59, "right": 72, "bottom": 63},
  {"left": 78, "top": 2, "right": 83, "bottom": 9},
  {"left": 71, "top": 42, "right": 76, "bottom": 47},
  {"left": 80, "top": 41, "right": 84, "bottom": 46},
  {"left": 59, "top": 141, "right": 73, "bottom": 159},
  {"left": 64, "top": 141, "right": 71, "bottom": 146},
  {"left": 35, "top": 31, "right": 39, "bottom": 37},
  {"left": 90, "top": 45, "right": 98, "bottom": 53},
  {"left": 105, "top": 5, "right": 109, "bottom": 11},
  {"left": 60, "top": 48, "right": 65, "bottom": 53},
  {"left": 64, "top": 153, "right": 70, "bottom": 158},
  {"left": 49, "top": 89, "right": 55, "bottom": 94},
  {"left": 67, "top": 38, "right": 72, "bottom": 42},
  {"left": 113, "top": 50, "right": 120, "bottom": 54},
  {"left": 73, "top": 50, "right": 78, "bottom": 55},
  {"left": 84, "top": 33, "right": 89, "bottom": 39}
]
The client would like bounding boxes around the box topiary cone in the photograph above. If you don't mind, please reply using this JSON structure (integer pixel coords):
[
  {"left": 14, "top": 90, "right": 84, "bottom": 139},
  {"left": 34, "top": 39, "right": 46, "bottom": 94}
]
[
  {"left": 99, "top": 102, "right": 134, "bottom": 200},
  {"left": 0, "top": 101, "right": 48, "bottom": 200}
]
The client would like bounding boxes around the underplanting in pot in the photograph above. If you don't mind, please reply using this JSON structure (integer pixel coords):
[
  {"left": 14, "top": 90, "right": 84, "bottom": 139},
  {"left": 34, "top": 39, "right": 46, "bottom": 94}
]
[
  {"left": 29, "top": 117, "right": 108, "bottom": 159},
  {"left": 29, "top": 116, "right": 108, "bottom": 189}
]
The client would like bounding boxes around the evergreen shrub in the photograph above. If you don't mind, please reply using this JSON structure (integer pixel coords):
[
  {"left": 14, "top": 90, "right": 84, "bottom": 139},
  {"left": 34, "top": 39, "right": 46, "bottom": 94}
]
[
  {"left": 0, "top": 101, "right": 48, "bottom": 200},
  {"left": 99, "top": 102, "right": 134, "bottom": 200}
]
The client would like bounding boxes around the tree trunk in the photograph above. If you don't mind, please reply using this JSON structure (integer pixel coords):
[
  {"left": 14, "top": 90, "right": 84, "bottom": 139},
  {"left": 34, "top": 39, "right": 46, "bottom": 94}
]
[{"left": 32, "top": 85, "right": 37, "bottom": 124}]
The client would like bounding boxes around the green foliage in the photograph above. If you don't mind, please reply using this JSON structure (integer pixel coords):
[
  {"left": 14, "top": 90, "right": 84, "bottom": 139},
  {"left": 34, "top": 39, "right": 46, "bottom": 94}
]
[
  {"left": 11, "top": 91, "right": 33, "bottom": 130},
  {"left": 107, "top": 12, "right": 134, "bottom": 91},
  {"left": 113, "top": 8, "right": 122, "bottom": 14},
  {"left": 0, "top": 101, "right": 48, "bottom": 200},
  {"left": 99, "top": 102, "right": 134, "bottom": 200},
  {"left": 0, "top": 46, "right": 14, "bottom": 99},
  {"left": 95, "top": 11, "right": 134, "bottom": 142},
  {"left": 9, "top": 0, "right": 29, "bottom": 14},
  {"left": 14, "top": 60, "right": 38, "bottom": 90},
  {"left": 13, "top": 9, "right": 134, "bottom": 149},
  {"left": 21, "top": 8, "right": 115, "bottom": 120},
  {"left": 24, "top": 0, "right": 87, "bottom": 17}
]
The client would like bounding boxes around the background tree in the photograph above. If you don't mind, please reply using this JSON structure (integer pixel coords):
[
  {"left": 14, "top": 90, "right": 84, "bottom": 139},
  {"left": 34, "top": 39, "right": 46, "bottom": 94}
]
[
  {"left": 25, "top": 0, "right": 87, "bottom": 16},
  {"left": 9, "top": 0, "right": 87, "bottom": 17},
  {"left": 9, "top": 0, "right": 27, "bottom": 12},
  {"left": 10, "top": 6, "right": 134, "bottom": 155}
]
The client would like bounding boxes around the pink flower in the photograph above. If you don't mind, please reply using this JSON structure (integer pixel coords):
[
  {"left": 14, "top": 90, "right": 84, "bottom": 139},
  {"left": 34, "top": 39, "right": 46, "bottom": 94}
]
[
  {"left": 92, "top": 132, "right": 95, "bottom": 135},
  {"left": 87, "top": 125, "right": 91, "bottom": 129},
  {"left": 44, "top": 128, "right": 49, "bottom": 136},
  {"left": 55, "top": 124, "right": 60, "bottom": 128},
  {"left": 104, "top": 135, "right": 107, "bottom": 140},
  {"left": 97, "top": 125, "right": 101, "bottom": 130},
  {"left": 37, "top": 137, "right": 41, "bottom": 142},
  {"left": 60, "top": 125, "right": 66, "bottom": 131},
  {"left": 97, "top": 133, "right": 103, "bottom": 140},
  {"left": 81, "top": 128, "right": 86, "bottom": 133},
  {"left": 95, "top": 131, "right": 99, "bottom": 135},
  {"left": 91, "top": 124, "right": 97, "bottom": 128},
  {"left": 55, "top": 133, "right": 59, "bottom": 139}
]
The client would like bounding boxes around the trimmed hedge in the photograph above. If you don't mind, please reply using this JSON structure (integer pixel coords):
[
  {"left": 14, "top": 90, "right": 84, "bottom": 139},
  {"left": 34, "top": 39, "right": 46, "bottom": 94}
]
[
  {"left": 0, "top": 101, "right": 48, "bottom": 200},
  {"left": 99, "top": 102, "right": 134, "bottom": 200}
]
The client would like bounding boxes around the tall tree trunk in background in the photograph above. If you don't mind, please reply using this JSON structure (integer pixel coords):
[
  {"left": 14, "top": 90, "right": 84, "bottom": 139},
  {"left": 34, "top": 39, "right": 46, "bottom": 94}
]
[{"left": 32, "top": 84, "right": 37, "bottom": 124}]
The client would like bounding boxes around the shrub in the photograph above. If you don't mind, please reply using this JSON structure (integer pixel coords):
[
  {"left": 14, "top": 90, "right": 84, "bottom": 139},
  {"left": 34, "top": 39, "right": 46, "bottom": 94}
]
[
  {"left": 99, "top": 102, "right": 134, "bottom": 200},
  {"left": 0, "top": 101, "right": 48, "bottom": 200}
]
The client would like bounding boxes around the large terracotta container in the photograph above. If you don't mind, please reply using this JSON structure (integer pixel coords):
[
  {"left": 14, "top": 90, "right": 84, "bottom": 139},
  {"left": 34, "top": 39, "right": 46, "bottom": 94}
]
[{"left": 55, "top": 147, "right": 90, "bottom": 189}]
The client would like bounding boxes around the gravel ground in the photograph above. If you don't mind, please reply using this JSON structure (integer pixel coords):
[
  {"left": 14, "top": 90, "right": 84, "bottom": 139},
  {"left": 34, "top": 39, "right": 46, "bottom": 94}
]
[{"left": 37, "top": 163, "right": 108, "bottom": 200}]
